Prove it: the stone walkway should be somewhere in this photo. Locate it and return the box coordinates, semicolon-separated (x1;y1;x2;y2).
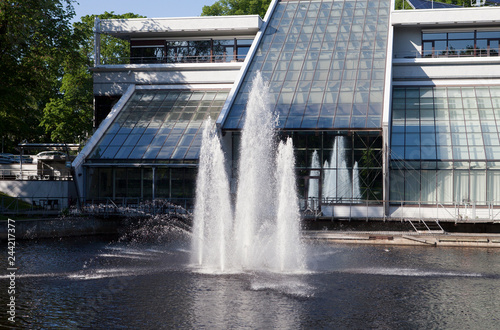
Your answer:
303;230;500;248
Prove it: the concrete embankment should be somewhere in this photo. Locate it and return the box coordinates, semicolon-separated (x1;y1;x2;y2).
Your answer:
304;230;500;248
0;216;132;240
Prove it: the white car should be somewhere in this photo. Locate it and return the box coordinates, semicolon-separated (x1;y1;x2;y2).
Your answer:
35;151;67;163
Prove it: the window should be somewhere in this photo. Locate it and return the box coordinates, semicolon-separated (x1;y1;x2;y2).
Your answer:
422;29;500;57
165;39;253;63
390;86;500;205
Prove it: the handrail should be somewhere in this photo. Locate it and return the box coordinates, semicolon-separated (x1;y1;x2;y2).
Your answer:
1;196;195;215
100;54;247;66
394;49;499;59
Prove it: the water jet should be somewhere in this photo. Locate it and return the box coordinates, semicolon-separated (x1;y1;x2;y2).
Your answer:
191;72;305;273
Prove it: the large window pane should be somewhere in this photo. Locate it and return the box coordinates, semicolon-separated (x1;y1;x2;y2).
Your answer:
487;170;500;205
436;170;453;204
470;170;486;204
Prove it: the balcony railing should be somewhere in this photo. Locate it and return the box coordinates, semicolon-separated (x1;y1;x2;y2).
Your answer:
0;169;72;181
100;54;247;66
394;48;499;59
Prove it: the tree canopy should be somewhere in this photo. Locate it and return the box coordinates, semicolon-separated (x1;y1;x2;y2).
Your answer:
0;2;144;151
201;0;271;18
41;12;143;143
0;0;77;151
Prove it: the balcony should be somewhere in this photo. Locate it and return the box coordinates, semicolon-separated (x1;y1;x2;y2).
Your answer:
394;48;499;59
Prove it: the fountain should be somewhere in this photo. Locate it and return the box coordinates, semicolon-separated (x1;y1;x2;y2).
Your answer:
315;136;362;203
191;120;233;272
307;150;320;210
191;71;305;273
353;161;362;202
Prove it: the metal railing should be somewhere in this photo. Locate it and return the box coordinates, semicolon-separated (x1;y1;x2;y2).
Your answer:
1;195;194;216
390;200;500;222
101;54;247;66
1;196;69;214
0;169;72;181
394;49;499;59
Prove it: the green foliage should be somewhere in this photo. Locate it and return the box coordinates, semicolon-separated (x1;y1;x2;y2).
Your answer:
0;0;77;152
41;60;93;143
0;192;33;211
0;3;144;151
41;12;144;143
75;12;144;65
202;0;272;18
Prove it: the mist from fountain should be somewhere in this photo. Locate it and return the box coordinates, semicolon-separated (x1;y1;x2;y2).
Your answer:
312;136;361;203
192;72;305;273
353;161;362;202
191;120;234;272
337;136;351;200
307;150;320;209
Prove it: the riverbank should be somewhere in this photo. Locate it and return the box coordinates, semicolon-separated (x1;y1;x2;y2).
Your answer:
0;213;191;241
0;216;129;240
304;230;500;248
2;216;500;248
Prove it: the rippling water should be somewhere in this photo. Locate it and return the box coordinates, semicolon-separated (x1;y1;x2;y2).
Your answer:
1;235;499;329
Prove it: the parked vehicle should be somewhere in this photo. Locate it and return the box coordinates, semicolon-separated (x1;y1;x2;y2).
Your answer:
35;151;67;162
0;153;15;164
12;155;33;163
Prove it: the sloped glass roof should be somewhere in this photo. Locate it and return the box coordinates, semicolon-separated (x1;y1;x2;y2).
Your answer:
88;89;229;162
223;0;390;130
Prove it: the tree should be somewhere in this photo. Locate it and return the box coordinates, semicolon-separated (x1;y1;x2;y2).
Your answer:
0;0;77;152
41;56;93;143
41;12;144;143
74;12;144;65
202;0;271;18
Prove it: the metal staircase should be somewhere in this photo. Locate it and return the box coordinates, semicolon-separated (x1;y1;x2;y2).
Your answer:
408;219;445;234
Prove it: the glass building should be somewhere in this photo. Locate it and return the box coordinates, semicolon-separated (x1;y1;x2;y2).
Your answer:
74;0;500;221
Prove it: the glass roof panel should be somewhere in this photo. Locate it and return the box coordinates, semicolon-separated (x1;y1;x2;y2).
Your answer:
222;0;390;130
88;89;229;162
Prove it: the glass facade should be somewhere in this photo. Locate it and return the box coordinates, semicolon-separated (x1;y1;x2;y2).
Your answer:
230;131;383;206
166;39;253;63
85;88;228;204
130;39;253;64
88;89;229;162
390;86;500;205
223;0;390;130
422;30;500;58
86;167;196;206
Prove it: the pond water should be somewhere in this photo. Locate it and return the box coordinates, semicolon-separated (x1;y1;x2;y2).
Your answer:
1;234;499;329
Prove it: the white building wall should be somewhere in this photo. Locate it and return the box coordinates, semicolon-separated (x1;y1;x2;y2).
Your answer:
0;180;75;208
393;58;500;82
99;15;262;36
93;63;244;96
393;26;421;59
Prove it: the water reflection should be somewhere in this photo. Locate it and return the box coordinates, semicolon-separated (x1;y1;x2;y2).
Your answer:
1;237;499;328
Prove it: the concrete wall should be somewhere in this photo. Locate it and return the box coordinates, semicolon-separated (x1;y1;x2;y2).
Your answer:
322;205;384;219
0;180;76;208
99;15;262;37
389;205;500;222
0;217;126;240
393;58;500;82
393;26;421;59
392;7;500;27
93;63;244;96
